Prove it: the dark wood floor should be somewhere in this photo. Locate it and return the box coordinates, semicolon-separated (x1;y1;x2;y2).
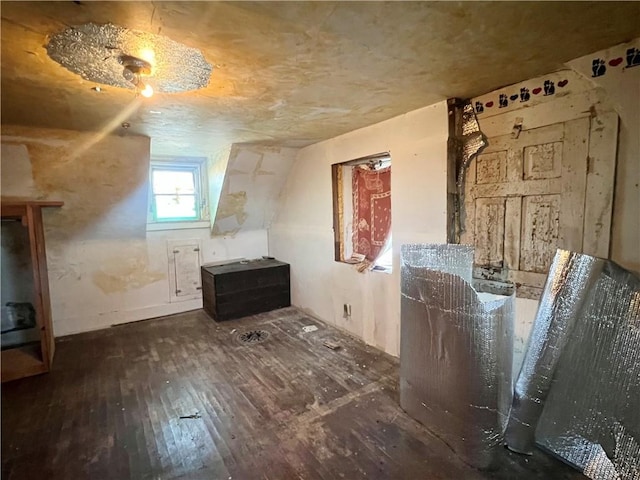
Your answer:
2;307;583;480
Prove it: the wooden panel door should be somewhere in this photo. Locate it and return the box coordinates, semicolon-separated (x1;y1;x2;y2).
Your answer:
461;114;617;299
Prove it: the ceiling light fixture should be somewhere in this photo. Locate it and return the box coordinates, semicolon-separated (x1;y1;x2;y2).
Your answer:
140;84;154;98
118;54;154;98
46;23;212;95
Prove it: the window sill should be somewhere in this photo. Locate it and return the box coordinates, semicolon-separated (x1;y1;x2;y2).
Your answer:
336;260;393;274
146;221;210;232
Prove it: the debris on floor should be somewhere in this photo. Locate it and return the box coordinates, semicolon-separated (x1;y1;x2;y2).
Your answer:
323;340;341;350
179;412;202;419
302;325;318;333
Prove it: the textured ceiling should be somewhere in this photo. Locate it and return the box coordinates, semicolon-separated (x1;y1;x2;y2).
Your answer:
2;1;640;156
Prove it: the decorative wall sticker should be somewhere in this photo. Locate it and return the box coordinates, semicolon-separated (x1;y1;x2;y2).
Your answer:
626;47;640;68
474;44;637;115
544;80;555;96
592;58;607;77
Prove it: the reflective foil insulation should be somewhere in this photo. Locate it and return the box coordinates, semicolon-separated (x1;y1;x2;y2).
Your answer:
458;102;487;179
456;103;487;218
448;100;487;244
506;249;640;479
400;244;514;469
46;23;212;93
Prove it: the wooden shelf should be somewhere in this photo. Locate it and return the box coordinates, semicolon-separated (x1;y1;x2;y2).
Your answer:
1;198;63;382
1;343;47;383
1;197;64;207
1;327;41;350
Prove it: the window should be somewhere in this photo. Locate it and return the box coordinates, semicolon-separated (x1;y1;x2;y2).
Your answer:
373;234;393;271
331;153;392;272
148;158;208;225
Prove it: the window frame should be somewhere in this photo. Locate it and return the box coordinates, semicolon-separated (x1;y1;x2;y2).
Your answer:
331;152;392;271
147;157;209;227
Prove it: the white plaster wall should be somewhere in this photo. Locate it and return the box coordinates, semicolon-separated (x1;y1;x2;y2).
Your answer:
568;38;640;273
48;228;267;335
1;126;268;337
269;102;449;356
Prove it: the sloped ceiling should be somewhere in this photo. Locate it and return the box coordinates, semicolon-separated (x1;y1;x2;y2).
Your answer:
2;1;640;156
213;145;298;236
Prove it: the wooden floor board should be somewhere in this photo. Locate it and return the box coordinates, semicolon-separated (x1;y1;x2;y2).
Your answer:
2;307;583;479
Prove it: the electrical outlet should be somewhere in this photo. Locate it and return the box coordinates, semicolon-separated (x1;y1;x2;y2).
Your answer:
343;303;352;318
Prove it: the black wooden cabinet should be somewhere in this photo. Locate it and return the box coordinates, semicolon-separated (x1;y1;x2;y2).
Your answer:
201;259;290;321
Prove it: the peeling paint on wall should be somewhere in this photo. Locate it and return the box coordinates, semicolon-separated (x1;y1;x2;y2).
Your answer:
212;144;298;236
1;127;271;337
211;225;241;238
206;145;232;229
215;191;248;224
1;126;151;241
92;256;166;294
0;143;40;198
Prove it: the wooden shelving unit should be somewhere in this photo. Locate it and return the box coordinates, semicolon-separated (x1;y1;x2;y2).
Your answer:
1;198;63;382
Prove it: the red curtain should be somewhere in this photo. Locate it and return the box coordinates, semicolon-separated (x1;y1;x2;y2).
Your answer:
352;166;391;261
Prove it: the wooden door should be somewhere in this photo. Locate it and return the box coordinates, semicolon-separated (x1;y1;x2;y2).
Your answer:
461;113;617;299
